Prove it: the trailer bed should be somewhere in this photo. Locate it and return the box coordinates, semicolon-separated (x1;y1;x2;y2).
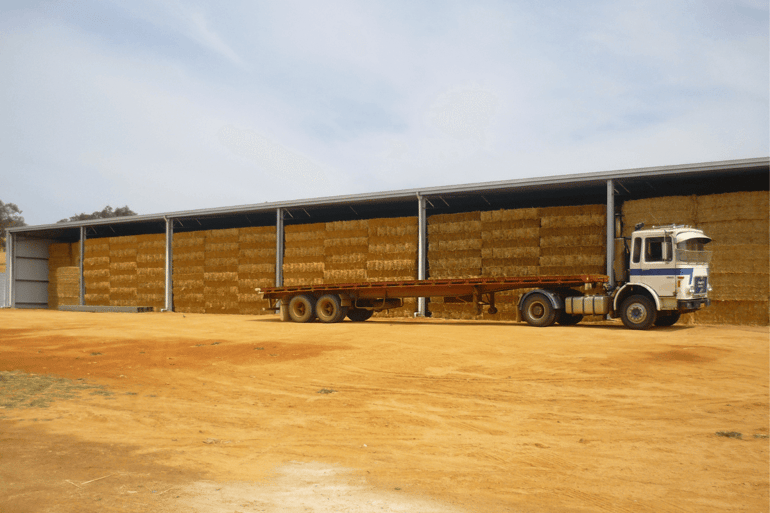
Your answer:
258;274;608;300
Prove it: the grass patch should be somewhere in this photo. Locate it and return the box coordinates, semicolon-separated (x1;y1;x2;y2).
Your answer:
0;371;112;409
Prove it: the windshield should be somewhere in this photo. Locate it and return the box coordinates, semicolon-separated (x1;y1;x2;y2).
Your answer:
676;239;712;264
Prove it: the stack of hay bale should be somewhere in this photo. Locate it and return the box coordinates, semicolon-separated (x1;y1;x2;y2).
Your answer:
539;205;606;275
47;243;80;308
238;226;276;315
203;228;240;314
695;191;769;325
108;236;138;307
136;234;166;311
84;238;110;305
621;195;697;238
427;212;483;319
480;208;541;321
172;231;206;313
0;251;5;273
367;216;418;317
283;222;326;286
324;220;369;284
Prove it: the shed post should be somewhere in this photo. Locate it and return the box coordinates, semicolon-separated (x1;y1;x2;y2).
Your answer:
164;217;174;312
6;230;13;307
606;179;615;288
79;226;85;306
275;208;284;287
416;194;427;317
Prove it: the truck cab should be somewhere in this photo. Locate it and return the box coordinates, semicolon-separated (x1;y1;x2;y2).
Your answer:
614;224;712;328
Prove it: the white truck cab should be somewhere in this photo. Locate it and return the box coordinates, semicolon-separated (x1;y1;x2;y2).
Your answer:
613;224;712;328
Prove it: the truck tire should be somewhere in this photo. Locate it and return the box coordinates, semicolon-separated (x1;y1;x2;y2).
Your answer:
557;312;583;326
347;308;374;322
521;293;557;327
620;295;657;330
654;311;681;327
288;294;316;323
316;294;347;323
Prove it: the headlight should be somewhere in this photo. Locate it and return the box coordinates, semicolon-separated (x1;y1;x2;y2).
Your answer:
688;286;695;295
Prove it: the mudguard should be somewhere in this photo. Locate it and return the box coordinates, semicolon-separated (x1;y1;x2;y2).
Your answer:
518;289;564;312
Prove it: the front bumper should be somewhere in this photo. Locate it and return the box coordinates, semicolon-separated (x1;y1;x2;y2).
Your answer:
678;298;710;311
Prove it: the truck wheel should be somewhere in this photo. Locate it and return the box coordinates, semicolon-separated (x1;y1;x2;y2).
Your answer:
521;293;557;327
316;294;347;323
654;311;681;327
620;295;657;330
557;312;583;326
288;294;316;323
347;308;374;322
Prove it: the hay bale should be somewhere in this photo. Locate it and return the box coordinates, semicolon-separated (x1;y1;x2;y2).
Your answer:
697;191;768;223
284;222;326;286
694;300;769;325
709;272;769;301
699;220;769;245
539;204;606;275
621;196;696;237
428;212;483;282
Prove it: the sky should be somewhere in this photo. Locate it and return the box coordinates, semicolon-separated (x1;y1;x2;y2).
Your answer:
1;0;768;226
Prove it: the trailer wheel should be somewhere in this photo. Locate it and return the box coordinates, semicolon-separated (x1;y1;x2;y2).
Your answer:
288;294;316;323
521;293;557;327
347;308;374;322
557;312;583;326
620;295;656;330
316;294;347;323
654;311;681;327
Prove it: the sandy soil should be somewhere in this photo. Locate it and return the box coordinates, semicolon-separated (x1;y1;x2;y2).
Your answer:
0;309;767;512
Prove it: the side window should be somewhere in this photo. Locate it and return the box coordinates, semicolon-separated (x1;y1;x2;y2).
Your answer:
632;237;642;263
644;237;672;262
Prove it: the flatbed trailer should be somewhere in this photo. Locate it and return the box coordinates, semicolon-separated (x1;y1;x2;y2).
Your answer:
257;274;608;324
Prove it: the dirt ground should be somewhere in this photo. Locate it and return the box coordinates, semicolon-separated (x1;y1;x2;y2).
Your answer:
0;310;767;513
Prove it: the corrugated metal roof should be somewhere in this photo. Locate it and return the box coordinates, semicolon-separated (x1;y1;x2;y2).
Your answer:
9;156;769;234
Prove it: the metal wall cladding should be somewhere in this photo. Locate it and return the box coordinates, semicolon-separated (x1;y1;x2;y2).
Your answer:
0;273;7;307
565;295;611;315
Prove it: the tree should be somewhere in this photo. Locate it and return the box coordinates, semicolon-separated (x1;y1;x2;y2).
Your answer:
58;205;137;223
1;200;26;250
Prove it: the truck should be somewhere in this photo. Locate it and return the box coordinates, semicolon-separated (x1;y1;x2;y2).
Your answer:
256;224;712;330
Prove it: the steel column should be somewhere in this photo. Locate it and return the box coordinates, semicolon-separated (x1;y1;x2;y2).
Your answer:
79;226;85;305
6;231;13;307
164;217;174;312
606;179;615;288
276;208;284;287
416;194;427;316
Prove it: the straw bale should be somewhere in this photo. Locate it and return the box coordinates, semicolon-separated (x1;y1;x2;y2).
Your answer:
429;256;482;269
283;262;324;273
205;242;239;254
204;272;238;283
173;251;205;264
284;275;325;286
698;220;769;245
239;248;275;261
484;266;540;277
174;278;205;292
428;220;483;235
368;216;418;237
324;245;368;258
205;256;238;267
697;191;768;222
481;246;540;259
481;257;540;268
204;284;238;295
368;242;417;255
541;204;605;217
109;288;137;299
366;270;418;281
85;293;109;305
539;225;607;239
710;244;769;273
540;213;605;230
110;261;138;272
48;243;72;258
137;267;165;279
429;302;479;320
206;228;240;242
539;254;605;267
324;269;368;283
481;227;540;241
238;263;275;274
431;239;483;252
325;252;368;266
286;223;327;240
539;265;604;275
137;253;165;267
84;256;110;268
539;246;605;257
83;268;109;280
173;236;206;249
284;246;325;259
136;233;165;247
324;236;368;247
540;233;605;248
621;195;697;236
110;273;137;286
709;272;769;301
240;226;276;242
239;278;273;291
694;300;769;325
481;208;540;223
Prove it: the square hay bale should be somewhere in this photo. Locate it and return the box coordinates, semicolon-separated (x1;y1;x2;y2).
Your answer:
709;272;769;301
373;297;417;318
710;244;769;273
697;191;768;223
694;300;769;325
699;220;769;245
621;195;696;237
480;207;540;223
85;293;109;305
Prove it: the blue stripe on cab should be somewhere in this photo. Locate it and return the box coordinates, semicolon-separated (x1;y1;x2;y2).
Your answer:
628;268;694;276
